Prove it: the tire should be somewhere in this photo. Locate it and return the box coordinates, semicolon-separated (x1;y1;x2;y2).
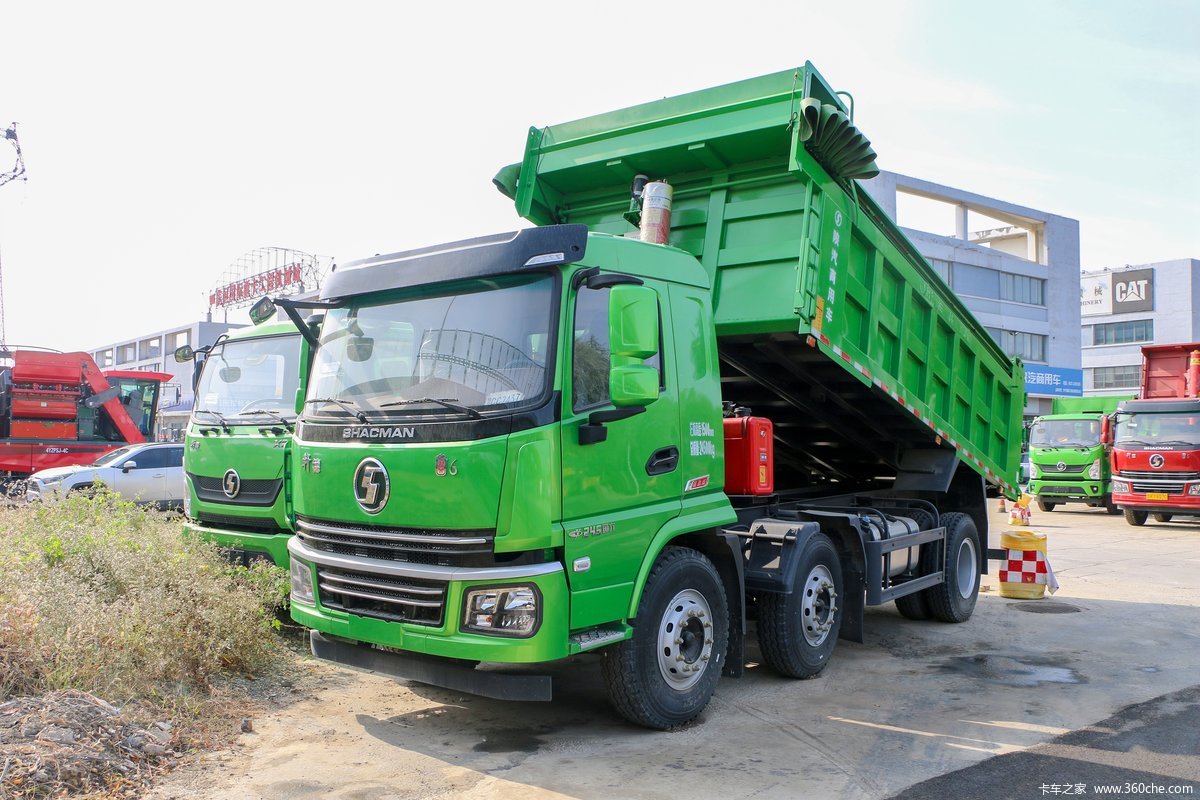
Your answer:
1036;498;1056;512
757;532;844;678
893;509;935;621
1152;513;1173;523
601;546;729;730
1124;508;1148;526
927;512;981;624
1104;497;1120;515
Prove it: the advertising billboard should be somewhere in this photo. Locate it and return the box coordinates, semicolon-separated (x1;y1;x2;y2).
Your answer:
1081;269;1154;317
1025;365;1084;398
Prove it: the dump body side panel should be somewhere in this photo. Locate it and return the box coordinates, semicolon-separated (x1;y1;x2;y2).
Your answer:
510;65;1022;493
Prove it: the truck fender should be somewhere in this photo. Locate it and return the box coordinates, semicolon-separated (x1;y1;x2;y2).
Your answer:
626;506;744;677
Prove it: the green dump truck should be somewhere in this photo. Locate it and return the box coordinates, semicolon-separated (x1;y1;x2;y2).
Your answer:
280;64;1023;729
179;321;308;567
1027;395;1131;513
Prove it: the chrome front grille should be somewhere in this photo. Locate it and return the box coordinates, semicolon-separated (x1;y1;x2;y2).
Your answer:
295;516;494;566
315;565;445;626
1033;462;1087;474
1116;471;1195;495
190;473;282;507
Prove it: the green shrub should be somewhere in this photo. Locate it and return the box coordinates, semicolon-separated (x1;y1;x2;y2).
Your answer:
0;491;284;702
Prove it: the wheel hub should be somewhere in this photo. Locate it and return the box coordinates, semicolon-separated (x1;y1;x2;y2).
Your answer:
801;564;838;647
956;536;978;599
657;589;715;690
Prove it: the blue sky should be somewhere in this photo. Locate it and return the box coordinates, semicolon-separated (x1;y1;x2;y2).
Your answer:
1;0;1195;351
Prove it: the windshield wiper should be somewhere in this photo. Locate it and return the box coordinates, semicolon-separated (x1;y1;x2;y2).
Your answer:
237;408;295;431
1153;439;1198;447
304;397;369;424
379;397;482;420
1118;439;1153;446
196;409;232;432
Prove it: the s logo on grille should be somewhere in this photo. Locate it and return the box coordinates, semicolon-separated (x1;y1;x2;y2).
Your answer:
1056;461;1067;472
223;469;241;498
1149;453;1165;469
353;458;389;515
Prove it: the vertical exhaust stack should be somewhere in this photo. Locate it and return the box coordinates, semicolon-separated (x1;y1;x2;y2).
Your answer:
1188;350;1200;398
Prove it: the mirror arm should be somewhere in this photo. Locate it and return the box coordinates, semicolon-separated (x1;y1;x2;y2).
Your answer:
586;273;644;290
271;297;343;349
578;406;646;446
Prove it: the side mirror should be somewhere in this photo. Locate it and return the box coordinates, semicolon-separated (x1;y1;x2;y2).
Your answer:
122;461;138;473
608;285;659;408
1101;413;1113;445
219;366;242;383
174;345;195;363
249;296;277;325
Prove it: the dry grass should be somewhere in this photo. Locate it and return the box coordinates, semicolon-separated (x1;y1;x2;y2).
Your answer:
0;492;292;797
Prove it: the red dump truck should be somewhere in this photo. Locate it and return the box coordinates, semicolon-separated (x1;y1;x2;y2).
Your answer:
0;349;171;484
1109;343;1200;525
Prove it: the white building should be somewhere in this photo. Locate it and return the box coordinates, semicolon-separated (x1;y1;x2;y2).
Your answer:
1081;259;1200;397
863;171;1082;418
91;320;242;440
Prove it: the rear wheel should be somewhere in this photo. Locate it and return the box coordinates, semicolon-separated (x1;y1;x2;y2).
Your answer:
601;546;729;730
1036;498;1056;512
1124;508;1148;526
1152;512;1173;523
927;513;981;623
758;532;844;678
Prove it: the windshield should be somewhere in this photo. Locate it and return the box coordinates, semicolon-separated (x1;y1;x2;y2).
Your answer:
1029;419;1101;448
195;334;302;420
1115;413;1200;447
92;445;135;466
306;274;554;419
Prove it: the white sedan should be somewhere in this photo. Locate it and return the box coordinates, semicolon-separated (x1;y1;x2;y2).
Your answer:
26;443;186;510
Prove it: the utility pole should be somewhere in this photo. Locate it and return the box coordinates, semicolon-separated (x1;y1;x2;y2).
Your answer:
0;123;29;351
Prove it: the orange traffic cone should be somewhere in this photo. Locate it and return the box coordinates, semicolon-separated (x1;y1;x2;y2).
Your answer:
997;496;1007;513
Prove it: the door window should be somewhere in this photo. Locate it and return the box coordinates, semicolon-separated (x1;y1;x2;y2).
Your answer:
129;449;168;469
572;285;663;413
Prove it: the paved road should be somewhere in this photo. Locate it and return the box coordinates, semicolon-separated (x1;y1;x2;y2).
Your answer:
151;506;1200;799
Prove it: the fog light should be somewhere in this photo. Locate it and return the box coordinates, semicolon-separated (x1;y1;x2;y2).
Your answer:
1112;480;1131;494
291;558;315;605
462;585;540;637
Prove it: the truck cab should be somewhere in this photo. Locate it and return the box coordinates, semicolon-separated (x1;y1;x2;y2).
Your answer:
1027;397;1129;514
181;322;307;566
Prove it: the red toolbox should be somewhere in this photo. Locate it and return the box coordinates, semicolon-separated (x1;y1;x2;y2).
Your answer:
723;416;774;495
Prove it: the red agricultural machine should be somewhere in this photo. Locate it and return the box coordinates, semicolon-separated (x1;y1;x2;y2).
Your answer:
0;349;170;483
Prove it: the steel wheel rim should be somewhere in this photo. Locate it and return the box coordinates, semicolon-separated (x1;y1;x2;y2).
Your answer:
656;588;714;691
801;564;838;647
956;536;978;599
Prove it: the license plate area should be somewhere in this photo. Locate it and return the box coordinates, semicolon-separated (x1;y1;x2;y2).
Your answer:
1146;492;1169;501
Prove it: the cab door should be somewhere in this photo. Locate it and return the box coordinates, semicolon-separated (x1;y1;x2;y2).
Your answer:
560;277;680;630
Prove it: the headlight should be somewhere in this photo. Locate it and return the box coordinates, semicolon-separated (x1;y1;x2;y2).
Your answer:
183;478;193;518
1031;464;1040;479
462;585;540;637
1188;484;1200;496
1112;480;1131;494
290;559;315;605
39;474;68;485
1088;459;1101;480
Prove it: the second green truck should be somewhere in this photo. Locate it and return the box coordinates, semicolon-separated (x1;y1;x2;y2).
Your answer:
1027;396;1131;513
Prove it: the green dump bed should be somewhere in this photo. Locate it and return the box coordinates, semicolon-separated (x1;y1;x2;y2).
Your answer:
503;63;1024;495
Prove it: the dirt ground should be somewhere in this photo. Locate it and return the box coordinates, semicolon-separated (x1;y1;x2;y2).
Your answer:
148;507;1200;800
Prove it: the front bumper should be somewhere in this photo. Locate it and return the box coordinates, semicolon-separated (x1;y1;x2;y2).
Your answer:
184;519;292;568
288;537;570;665
1028;479;1106;503
1112;491;1200;515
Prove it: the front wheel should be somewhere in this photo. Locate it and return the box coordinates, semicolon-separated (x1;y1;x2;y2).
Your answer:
1152;512;1173;523
927;513;981;623
1036;498;1056;512
757;532;844;678
601;546;729;730
1104;497;1121;515
1124;508;1148;526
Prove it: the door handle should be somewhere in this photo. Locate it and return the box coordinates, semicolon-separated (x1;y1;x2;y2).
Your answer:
646;446;679;476
152;473;165;478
